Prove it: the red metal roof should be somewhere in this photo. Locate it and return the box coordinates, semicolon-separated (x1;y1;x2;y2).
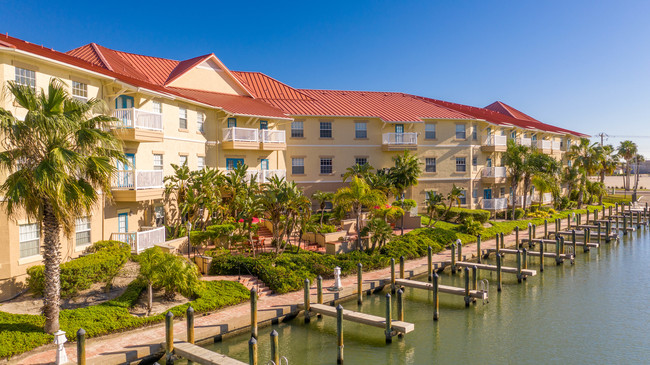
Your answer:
232;71;314;100
485;101;538;122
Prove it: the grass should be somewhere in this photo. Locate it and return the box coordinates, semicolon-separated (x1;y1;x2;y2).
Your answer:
0;280;249;360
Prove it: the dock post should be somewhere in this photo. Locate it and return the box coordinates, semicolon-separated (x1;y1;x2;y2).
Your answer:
304;278;311;323
560;236;565;261
531;226;536;240
496;254;502;292
597;223;602;245
476;235;482;263
464;267;471;307
432;272;440;320
522;248;528;272
570;229;576;256
584;228;590;252
616;216;619;233
385;294;393;344
586;209;590;225
451;243;457;274
609;205;613;218
516;249;522;283
399;256;405;279
250;289;258;339
515;227;519;248
606;220;612;243
472;265;478;290
577;213;581;226
544;220;548;239
500;233;505;248
76;328;86;365
456;239;463;262
555;237;562;265
165;311;174;364
595;208;598;222
539;234;544;272
428;246;433;280
528;223;533;248
357;263;363;305
615;203;619;215
495;233;500;255
397;288;404;322
567;214;571;229
248;337;258;365
270;330;279;365
337;304;344;364
187;305;195;344
390;258;396;293
637;211;641;229
557;218;561;233
623;215;628;235
317;276;323;304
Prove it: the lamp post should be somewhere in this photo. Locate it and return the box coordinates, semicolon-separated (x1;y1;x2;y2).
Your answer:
186;221;192;260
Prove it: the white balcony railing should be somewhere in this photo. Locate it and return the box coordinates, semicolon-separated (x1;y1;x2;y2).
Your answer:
382;132;418;145
111;226;166;254
482;198;508;210
112;170;164;190
533;192;553;204
551;141;561;151
260;129;286;144
482;166;507;178
259;169;286;183
112;108;163;131
516;137;532;147
223;127;259;142
483;135;507;146
509;195;532;207
536;140;551;150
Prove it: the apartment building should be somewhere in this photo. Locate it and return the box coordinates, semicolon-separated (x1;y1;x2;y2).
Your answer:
0;33;586;299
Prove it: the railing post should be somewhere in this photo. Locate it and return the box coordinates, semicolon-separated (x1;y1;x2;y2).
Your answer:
77;328;86;365
186;305;195;344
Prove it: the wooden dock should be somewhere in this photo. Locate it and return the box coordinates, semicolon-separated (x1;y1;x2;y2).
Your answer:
394;278;488;300
549;230;619;239
487;248;574;260
521;238;599;248
455;261;537;276
172;341;247;365
309;303;414;334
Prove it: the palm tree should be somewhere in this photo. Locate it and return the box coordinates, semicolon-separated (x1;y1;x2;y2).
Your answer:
342;162;374;182
334;176;386;249
568;138;599;208
562;165;580;198
0;80;126;333
633;154;645;202
311;190;334;228
164;163;191;237
617;140;638;193
424;192;444;227
366;170;394;198
532;175;553;209
365;218;393;250
502;140;529;220
389;151;422;234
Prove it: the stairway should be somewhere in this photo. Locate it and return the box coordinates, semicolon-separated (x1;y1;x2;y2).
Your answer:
237;275;273;297
257;226;273;239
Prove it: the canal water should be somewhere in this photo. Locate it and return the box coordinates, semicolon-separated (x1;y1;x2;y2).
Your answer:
197;230;650;364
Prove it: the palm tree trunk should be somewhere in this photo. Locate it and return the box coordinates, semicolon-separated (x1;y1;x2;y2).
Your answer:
148;282;153;314
511;182;517;221
42;201;61;334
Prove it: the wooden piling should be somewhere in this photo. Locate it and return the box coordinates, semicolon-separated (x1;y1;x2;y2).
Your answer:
609;205;613;218
304;279;311;323
337;304;344;364
623;215;628;235
544;220;548;239
451;243;457;274
385;294;392;343
187;306;195;344
427;246;433;280
432;272;439;320
249;289;258;339
399;256;405;279
586;210;590;225
472;265;478;290
571;230;577;256
77;328;86;365
522;248;528;272
597;223;602;245
606;220;612;243
270;330;279;365
500;233;505;248
317;276;323;305
516;249;522;283
249;337;257;365
532;226;536;239
464;267;471;307
357;263;363;305
496;254;502;292
528;224;533;248
514;227;519;248
539;234;544;272
457;239;463;262
555;237;561;265
397;289;404;322
390;258;396;293
578;213;581;226
165;311;174;363
495;233;500;255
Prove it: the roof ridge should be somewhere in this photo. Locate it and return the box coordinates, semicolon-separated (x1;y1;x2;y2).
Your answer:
89;43;113;71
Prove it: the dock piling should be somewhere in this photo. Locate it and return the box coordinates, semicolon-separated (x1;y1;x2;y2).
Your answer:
597;223;602;245
165;311;174;364
457;239;463;262
270;330;279;365
397;288;404;322
495;233;500;255
432;272;440;321
390;258;396;292
472;265;478;290
250;289;257;339
514;227;519;248
304;278;311;323
555;237;561;265
187;306;195;344
476;235;482;263
76;328;86;365
583;229;589;253
337;305;344;364
528;224;533;248
385;294;393;344
399;256;405;279
496;254;502;292
539;235;544;272
428;246;433;280
623;215;628;235
531;226;536;240
249;337;257;365
544;220;548;239
606;220;612;243
317;276;323;305
357;263;363;305
464;267;471;307
451;243;457;274
522;248;528;273
516;249;522;283
500;233;505;248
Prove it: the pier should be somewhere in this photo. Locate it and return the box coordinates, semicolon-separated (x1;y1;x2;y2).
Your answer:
308;303;415;334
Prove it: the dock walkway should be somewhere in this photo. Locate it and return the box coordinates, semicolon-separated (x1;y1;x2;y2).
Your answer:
308;303;414;334
394;278;488;300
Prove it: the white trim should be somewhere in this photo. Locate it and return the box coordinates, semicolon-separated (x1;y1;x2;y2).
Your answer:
291;144;382;148
164;136;207;144
75;243;91;253
18;254;42;266
294;180;346;184
417;177;473;181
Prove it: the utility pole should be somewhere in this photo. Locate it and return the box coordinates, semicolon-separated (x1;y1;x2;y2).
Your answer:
596;132;607;147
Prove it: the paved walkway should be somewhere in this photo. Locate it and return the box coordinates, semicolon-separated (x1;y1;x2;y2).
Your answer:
12;221;565;365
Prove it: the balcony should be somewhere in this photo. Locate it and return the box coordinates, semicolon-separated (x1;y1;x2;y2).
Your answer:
239;169;287;184
382;132;418;151
111;226;166;254
535;140;552;153
480;135;507;152
551;141;562;154
533;192;553;205
111;108;163;142
516;137;532;147
481;166;507;184
111;170;164;202
482;198;508;210
509;195;532;207
222;127;287;150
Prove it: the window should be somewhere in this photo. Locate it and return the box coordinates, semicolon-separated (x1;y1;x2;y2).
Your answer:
153;101;162;114
355;157;367;166
472;124;477;140
179;155;188;166
500;187;506;196
456;157;466;172
425;191;438;203
153;154;163;170
197;156;205;170
425;158;436;172
425;124;436;140
179;107;187;129
511;131;517;139
459;190;467;205
456;124;466;139
75;217;91;247
227;117;237;128
472;189;478;199
355;122;367;139
320;121;332;138
472;156;478;166
15;67;36;90
567;139;572;149
72;81;88;100
292;158;304;174
486;158;492;167
320;158;333;174
486;127;492;136
19;223;39;258
197;112;204;133
226;158;244;170
154;206;165;226
291;121;304;138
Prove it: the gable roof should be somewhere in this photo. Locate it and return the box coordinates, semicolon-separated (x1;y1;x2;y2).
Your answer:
164;54;212;85
232;71;314;100
485;101;538;122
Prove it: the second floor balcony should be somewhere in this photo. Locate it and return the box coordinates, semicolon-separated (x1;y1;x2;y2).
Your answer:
551;141;562;153
482;198;508;211
509;195;532;207
516;137;532;147
111;170;164;202
111;108;163;143
222;127;286;150
382;132;418;151
535;140;552;153
481;135;507;152
481;166;507;184
111;226;166;254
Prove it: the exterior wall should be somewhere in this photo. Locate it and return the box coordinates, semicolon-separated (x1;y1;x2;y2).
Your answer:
166;60;247;95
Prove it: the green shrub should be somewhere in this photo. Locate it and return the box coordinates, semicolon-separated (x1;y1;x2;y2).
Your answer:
26;240;130;298
460;218;483;235
433;205;490;223
136;246;201;300
602;195;632;204
318;224;337;234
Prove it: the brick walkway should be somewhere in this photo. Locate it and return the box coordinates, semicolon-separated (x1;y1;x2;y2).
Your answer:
12;221;563;365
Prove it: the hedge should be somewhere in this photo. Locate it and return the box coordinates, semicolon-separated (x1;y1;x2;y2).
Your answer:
26;240;131;298
432;205;491;223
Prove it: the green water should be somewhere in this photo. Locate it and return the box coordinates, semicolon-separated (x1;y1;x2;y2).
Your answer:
199;230;650;364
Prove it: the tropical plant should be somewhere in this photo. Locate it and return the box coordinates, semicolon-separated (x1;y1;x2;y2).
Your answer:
502;139;529;220
617;140;638;192
532;175;553;209
388;151;422;234
311;190;335;228
568;138;599;208
460;217;483;236
364;218;393;250
365;169;394;198
424;192;444;227
0;79;126;333
342;162;374;182
334;176;386;249
633;153;645;202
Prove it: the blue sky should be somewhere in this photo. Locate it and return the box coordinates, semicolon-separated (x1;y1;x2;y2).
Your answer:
2;0;649;155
